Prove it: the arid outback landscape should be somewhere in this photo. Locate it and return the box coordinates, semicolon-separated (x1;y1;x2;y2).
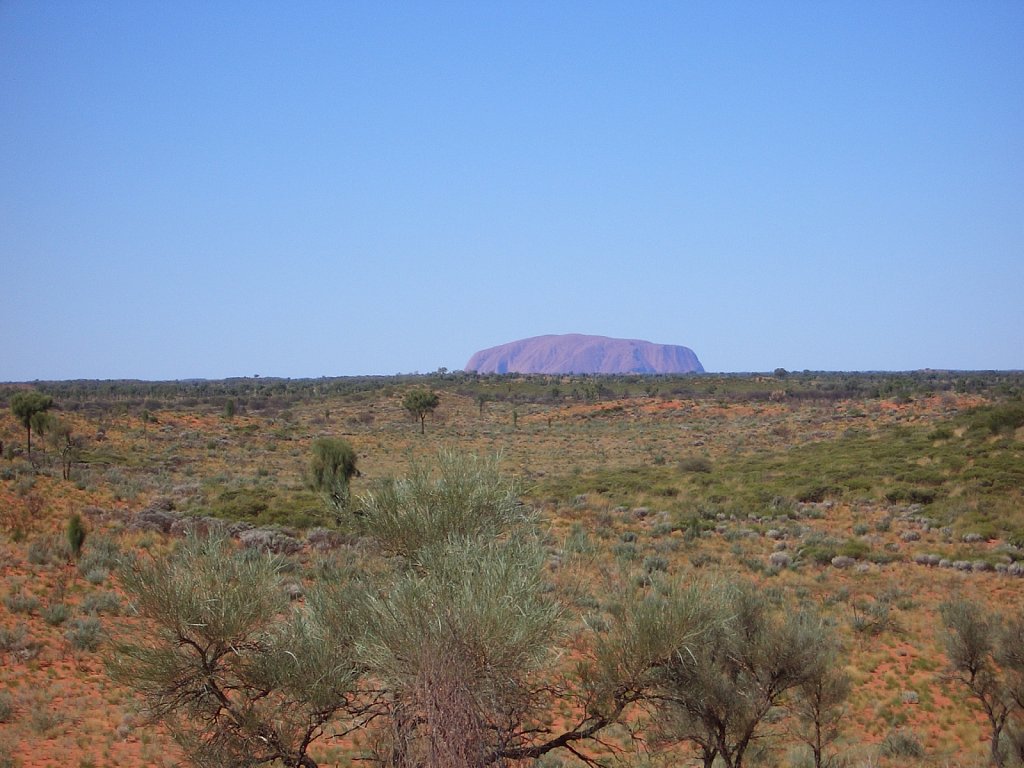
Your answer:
1;370;1023;768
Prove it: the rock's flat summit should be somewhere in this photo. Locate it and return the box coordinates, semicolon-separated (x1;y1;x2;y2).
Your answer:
465;334;704;375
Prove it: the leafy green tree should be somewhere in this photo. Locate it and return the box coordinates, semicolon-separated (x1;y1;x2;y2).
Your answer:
308;437;359;521
108;534;366;768
941;599;1016;766
9;390;54;456
402;389;439;434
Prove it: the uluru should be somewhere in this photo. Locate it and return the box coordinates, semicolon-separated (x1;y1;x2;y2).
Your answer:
465;334;704;375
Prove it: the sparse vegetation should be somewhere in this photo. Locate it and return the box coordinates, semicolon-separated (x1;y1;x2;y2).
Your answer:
0;371;1022;766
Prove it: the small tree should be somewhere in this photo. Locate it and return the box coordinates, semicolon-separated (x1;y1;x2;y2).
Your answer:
359;536;563;768
108;534;366;768
789;635;851;768
941;599;1015;766
10;390;54;456
308;438;359;521
47;418;81;480
403;389;439;434
650;581;836;768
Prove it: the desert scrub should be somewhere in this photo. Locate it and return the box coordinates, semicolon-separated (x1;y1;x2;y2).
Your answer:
4;588;40;615
0;692;13;723
26;537;59;565
880;728;924;757
28;702;65;737
80;591;120;616
83;566;109;585
0;741;20;768
0;624;41;661
642;554;669;574
42;602;72;626
65;617;103;651
77;535;122;575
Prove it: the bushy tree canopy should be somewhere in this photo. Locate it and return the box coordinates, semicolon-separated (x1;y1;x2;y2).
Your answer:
9;390;54;455
308;437;359;521
402;389;439;434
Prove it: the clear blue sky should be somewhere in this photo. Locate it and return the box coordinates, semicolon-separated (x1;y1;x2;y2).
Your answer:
2;1;1021;380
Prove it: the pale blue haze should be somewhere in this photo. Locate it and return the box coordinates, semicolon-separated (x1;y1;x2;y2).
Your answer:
1;1;1021;379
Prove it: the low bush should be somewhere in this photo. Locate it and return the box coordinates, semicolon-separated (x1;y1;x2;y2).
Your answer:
80;591;120;616
880;728;924;757
65;617;103;651
4;589;39;615
42;603;71;626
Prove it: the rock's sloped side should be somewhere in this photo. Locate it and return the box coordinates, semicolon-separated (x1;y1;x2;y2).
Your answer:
465;334;704;374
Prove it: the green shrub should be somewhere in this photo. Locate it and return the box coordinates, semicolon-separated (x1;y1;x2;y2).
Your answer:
26;539;54;565
885;486;938;505
77;535;121;575
84;567;109;585
838;538;871;560
796;484;843;503
880;728;924;757
642;555;669;574
0;742;20;768
678;456;712;473
4;589;39;615
80;591;120;616
612;542;638;561
800;540;838;565
0;692;13;723
968;403;1024;435
42;603;71;626
66;513;86;559
0;624;40;660
65;617;103;651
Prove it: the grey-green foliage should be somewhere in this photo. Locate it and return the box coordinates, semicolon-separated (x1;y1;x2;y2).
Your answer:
308;437;358;521
940;598;1017;767
357;536;562;767
646;580;837;768
357;450;531;561
42;602;71;626
77;535;121;576
105;451;769;768
788;631;851;768
587;576;723;718
65;616;103;651
879;728;924;758
108;533;363;768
